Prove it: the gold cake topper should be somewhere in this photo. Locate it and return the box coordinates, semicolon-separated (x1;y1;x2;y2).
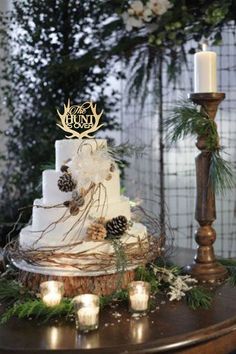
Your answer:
57;100;104;139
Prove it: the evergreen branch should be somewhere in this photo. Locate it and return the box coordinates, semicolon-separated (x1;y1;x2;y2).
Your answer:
0;299;73;324
0;279;33;304
108;142;147;163
100;289;129;309
166;100;235;194
165;100;219;150
218;258;236;267
210;151;235;194
186;287;213;310
135;266;159;293
227;268;236;286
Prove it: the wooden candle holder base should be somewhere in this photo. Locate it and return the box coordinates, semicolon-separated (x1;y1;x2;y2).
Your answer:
185;93;228;283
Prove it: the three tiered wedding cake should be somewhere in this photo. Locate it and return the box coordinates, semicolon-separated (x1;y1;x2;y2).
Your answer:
18;138;148;273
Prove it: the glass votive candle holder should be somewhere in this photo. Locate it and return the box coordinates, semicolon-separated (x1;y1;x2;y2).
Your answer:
73;294;100;333
40;280;64;307
128;281;150;314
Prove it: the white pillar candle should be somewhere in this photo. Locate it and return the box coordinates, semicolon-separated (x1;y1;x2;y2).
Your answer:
194;44;217;93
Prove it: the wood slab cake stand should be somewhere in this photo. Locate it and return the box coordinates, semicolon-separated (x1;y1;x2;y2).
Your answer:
18;267;135;297
185;92;228;282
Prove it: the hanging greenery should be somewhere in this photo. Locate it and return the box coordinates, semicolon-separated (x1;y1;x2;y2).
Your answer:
165;100;235;194
105;0;236;101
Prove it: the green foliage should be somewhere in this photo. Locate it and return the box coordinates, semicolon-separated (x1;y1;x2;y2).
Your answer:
0;279;31;302
166;101;235;194
218;258;236;267
0;0;120;244
186;287;213;310
165;100;218;150
100;288;129;308
210;151;235;194
111;239;128;274
0;299;73;324
117;0;235;99
135;266;159;293
227;268;236;286
217;258;236;286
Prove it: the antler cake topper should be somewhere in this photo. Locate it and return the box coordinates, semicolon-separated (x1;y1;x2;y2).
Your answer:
57;99;104;139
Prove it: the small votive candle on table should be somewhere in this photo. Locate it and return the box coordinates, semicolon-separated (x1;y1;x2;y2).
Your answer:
128;281;150;314
40;280;64;307
73;294;100;333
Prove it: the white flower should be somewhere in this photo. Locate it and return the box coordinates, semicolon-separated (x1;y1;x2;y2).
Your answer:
69;147;112;190
167;275;197;301
122;12;144;31
143;8;153;22
147;0;172;16
130;0;144;15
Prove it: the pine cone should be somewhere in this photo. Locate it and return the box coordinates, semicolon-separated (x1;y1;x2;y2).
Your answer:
106;215;128;238
57;173;76;192
87;222;107;241
60;165;69;173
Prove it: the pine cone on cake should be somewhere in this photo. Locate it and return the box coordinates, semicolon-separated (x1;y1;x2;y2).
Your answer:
106;215;128;239
60;165;69;173
87;222;107;241
57;173;76;192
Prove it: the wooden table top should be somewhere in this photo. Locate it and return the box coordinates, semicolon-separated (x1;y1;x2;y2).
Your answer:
1;248;236;354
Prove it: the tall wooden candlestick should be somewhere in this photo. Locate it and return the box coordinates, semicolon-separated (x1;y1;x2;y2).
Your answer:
185;92;228;282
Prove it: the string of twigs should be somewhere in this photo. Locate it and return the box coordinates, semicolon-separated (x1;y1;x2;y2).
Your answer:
7;235;161;273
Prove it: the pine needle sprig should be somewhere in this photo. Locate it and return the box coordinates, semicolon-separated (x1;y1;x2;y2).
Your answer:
166;100;235;194
135;266;159;294
218;258;236;267
227;268;236;286
209;151;235;194
186;287;213;310
165;100;210;144
0;279;33;304
0;299;74;324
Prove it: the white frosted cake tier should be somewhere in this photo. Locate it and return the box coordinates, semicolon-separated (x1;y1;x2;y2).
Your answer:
20;196;131;247
55;139;106;171
42;168;121;205
20;222;147;253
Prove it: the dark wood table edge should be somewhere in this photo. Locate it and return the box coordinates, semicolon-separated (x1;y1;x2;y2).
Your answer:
1;315;236;354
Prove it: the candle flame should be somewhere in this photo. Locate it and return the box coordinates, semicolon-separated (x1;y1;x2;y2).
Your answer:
202;43;207;52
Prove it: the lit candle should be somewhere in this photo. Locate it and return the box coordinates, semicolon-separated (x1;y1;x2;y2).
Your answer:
43;292;62;307
77;307;99;327
130;293;149;311
194;43;217;93
40;281;64;307
128;281;150;314
73;294;100;332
